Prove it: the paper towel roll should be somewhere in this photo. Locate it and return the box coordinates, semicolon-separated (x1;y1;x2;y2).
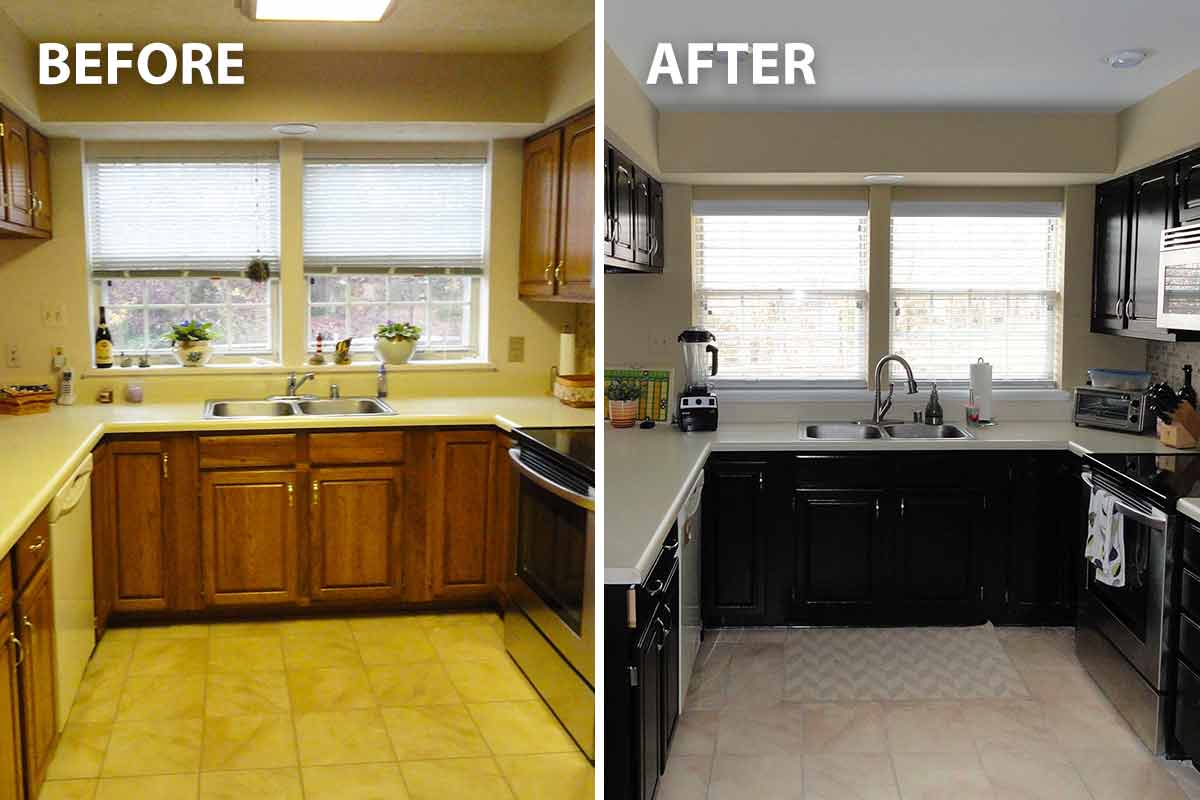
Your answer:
970;358;993;421
558;331;577;376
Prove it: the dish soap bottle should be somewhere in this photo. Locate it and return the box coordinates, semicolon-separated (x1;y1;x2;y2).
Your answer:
1181;364;1198;409
924;382;943;425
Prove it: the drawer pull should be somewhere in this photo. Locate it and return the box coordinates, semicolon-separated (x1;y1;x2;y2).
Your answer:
7;633;21;667
161;453;169;479
286;483;294;508
312;481;320;506
27;536;45;553
645;578;664;597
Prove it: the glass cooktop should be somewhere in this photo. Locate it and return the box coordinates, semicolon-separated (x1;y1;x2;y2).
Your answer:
513;426;595;483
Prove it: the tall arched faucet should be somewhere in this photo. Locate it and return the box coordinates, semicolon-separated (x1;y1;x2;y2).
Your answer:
872;354;919;423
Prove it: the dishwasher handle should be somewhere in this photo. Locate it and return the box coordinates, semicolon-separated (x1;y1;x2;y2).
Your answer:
50;453;93;522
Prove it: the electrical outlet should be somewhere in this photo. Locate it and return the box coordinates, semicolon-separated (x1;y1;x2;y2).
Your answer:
507;336;525;363
6;343;19;368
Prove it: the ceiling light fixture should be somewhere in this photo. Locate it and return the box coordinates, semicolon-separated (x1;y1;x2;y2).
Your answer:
242;0;396;23
273;123;319;136
864;174;905;184
1104;49;1148;69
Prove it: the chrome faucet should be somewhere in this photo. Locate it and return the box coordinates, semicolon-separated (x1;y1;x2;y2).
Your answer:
285;372;316;397
376;364;388;398
872;354;919;423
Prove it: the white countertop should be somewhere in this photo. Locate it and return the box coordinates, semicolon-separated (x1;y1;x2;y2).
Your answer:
0;396;593;563
604;421;1185;585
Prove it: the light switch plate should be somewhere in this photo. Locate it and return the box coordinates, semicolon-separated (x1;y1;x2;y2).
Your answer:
507;336;525;363
6;344;19;368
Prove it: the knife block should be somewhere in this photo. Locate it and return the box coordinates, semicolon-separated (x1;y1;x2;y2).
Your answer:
1159;401;1200;448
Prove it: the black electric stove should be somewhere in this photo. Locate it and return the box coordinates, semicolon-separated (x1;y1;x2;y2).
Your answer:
1083;452;1200;506
511;426;595;488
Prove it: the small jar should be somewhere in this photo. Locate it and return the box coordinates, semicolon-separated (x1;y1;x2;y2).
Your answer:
124;383;144;404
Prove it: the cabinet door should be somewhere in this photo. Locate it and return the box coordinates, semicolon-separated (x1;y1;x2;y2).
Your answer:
108;441;171;612
518;128;562;298
660;569;680;765
611;149;637;263
0;615;22;800
490;433;518;604
892;491;986;624
557;112;595;301
649;178;665;271
1;110;30;228
1128;162;1178;331
28;129;50;233
633;167;653;266
790;491;887;625
634;617;663;800
309;466;404;602
1001;456;1079;625
604;145;614;258
702;461;770;626
1093;177;1131;332
201;469;300;606
1180;152;1200;225
17;564;56;795
429;431;496;600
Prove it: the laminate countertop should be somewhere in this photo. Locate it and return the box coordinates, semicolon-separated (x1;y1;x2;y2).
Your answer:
604;421;1184;585
0;396;593;563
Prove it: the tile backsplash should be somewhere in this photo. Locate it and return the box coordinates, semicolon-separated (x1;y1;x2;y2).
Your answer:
1148;341;1200;386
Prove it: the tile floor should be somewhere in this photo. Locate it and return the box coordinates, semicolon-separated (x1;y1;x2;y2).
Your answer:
662;625;1200;800
39;611;594;800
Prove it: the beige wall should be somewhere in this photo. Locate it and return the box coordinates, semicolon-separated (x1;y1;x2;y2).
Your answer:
604;46;659;176
0;8;37;120
0;137;578;400
1117;67;1200;174
543;22;595;124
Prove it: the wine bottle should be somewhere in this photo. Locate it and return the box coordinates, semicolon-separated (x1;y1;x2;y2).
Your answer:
95;306;113;369
1181;364;1198;408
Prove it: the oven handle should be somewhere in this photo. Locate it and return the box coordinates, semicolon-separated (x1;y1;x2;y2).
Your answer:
509;448;596;511
1081;470;1168;531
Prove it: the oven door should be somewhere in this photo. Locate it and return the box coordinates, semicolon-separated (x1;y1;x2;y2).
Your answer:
507;449;595;684
1078;469;1173;690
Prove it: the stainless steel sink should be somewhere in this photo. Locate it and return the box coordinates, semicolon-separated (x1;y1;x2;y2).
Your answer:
803;423;883;440
881;423;973;439
296;398;393;416
206;400;296;418
204;397;395;419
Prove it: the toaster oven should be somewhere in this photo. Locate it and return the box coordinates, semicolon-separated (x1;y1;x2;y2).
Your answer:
1073;386;1154;434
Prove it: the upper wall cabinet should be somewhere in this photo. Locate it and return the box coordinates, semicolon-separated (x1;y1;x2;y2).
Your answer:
605;142;664;274
0;107;51;239
518;108;594;303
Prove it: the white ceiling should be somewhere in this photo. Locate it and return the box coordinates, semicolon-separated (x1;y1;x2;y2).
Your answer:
606;0;1200;111
1;0;591;53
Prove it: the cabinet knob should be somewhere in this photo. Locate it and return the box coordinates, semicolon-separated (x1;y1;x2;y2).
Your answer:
161;453;169;479
312;481;320;506
286;483;294;508
6;633;22;667
27;536;45;553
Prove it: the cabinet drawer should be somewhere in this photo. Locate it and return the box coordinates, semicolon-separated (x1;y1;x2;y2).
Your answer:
13;510;49;594
794;455;885;488
0;554;11;616
309;431;406;464
199;434;298;468
1178;658;1200;759
1182;613;1200;673
1186;523;1200;573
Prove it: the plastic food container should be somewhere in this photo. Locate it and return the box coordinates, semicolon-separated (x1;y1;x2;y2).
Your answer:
1087;368;1152;391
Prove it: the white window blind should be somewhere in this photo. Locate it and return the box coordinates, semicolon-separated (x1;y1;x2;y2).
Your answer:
303;160;487;275
86;159;280;278
693;202;869;384
890;202;1062;385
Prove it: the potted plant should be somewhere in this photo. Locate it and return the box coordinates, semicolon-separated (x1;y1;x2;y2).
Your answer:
606;378;643;428
374;321;422;365
163;320;217;367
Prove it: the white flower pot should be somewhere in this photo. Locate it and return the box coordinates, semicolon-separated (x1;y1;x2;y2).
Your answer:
375;337;417;365
172;340;213;367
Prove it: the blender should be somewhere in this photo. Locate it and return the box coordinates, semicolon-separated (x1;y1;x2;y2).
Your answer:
677;327;719;431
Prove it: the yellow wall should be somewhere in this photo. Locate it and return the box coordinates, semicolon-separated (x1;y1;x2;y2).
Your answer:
543;22;595;125
0;8;37;120
604;46;660;176
1116;67;1200;174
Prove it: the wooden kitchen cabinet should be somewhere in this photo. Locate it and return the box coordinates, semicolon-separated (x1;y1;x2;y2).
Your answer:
309;466;405;602
605;141;663;274
201;469;301;607
490;433;518;607
429;430;497;600
0;614;22;800
16;561;56;797
556;113;595;300
28;129;49;233
0;105;51;239
518;127;561;299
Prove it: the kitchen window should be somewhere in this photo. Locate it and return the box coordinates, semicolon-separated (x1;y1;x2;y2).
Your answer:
692;199;869;385
303;159;487;360
890;201;1062;386
85;158;281;361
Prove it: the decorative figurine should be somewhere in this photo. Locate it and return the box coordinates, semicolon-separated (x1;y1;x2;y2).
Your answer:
309;333;327;365
119;352;133;368
335;337;353;365
138;352;151;368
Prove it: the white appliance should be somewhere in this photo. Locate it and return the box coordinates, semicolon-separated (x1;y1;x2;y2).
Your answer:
1157;222;1200;329
49;454;95;731
676;470;704;707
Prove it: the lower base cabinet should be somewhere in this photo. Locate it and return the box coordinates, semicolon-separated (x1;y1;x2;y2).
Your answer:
16;561;56;798
0;614;22;800
309;466;406;602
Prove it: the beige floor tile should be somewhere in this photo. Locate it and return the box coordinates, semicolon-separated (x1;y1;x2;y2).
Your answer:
198;768;303;800
201;713;298;771
96;627;139;644
891;752;997;800
708;754;804;800
46;723;112;780
301;763;410;800
204;671;290;717
656;754;711;800
400;758;515;800
94;773;199;800
1163;759;1200;800
427;623;506;662
137;623;210;640
468;701;578;755
348;615;428;636
803;702;889;754
999;630;1080;672
715;704;804;757
87;638;134;672
978;745;1090;800
280;618;352;638
368;662;460;707
724;664;784;708
739;628;790;644
67;669;124;725
353;628;439;666
101;718;203;776
803;753;899;800
127;638;209;676
37;779;99;800
281;632;362;670
115;674;205;722
883;702;976;754
444;657;536;703
415;611;502;630
1067;749;1188;800
287;666;375;712
207;636;285;673
497;753;595;800
962;700;1057;753
1041;700;1146;751
209;621;283;638
293;708;396;766
382;704;490;760
670;710;719;756
1019;666;1110;706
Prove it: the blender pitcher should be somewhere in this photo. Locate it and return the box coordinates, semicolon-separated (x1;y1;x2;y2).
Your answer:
678;328;718;393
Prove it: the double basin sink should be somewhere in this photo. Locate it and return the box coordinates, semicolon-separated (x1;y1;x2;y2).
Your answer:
204;397;395;419
801;422;974;440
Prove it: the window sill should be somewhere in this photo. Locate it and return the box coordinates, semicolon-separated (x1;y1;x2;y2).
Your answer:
82;360;498;379
713;386;1071;404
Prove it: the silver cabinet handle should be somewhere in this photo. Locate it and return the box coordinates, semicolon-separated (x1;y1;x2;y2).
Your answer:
7;633;22;668
874;498;881;519
645;579;665;597
1125;298;1135;320
27;536;45;553
161;453;169;479
900;498;906;519
1115;299;1124;318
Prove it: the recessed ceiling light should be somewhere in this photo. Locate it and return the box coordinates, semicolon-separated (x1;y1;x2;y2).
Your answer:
273;123;319;136
1104;50;1148;69
243;0;396;22
864;174;905;184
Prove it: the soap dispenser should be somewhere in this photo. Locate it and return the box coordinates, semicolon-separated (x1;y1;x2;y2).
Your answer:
923;382;943;425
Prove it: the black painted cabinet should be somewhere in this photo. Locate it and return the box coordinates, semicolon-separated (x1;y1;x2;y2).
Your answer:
609;145;636;264
1093;177;1133;333
1181;152;1200;225
701;459;771;626
634;617;662;800
650;178;665;270
790;490;887;625
660;567;680;765
892;490;987;624
1128;162;1178;333
605;141;664;274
